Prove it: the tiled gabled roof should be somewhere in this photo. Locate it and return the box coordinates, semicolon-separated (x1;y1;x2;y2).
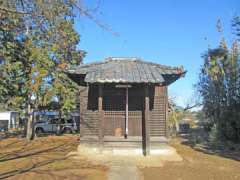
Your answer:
67;57;186;84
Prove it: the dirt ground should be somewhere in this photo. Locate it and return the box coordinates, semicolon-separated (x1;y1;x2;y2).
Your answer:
0;134;239;180
142;138;240;180
0;135;107;180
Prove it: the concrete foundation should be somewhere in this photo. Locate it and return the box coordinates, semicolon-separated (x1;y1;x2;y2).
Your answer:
68;144;182;168
77;145;177;156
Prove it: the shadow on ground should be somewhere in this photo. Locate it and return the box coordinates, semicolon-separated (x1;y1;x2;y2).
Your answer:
0;140;74;179
0;135;107;180
180;127;240;161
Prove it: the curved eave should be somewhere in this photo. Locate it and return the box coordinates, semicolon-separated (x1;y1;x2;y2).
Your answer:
65;72;87;86
162;71;187;86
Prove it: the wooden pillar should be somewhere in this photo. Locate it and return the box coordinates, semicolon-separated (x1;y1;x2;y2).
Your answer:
98;84;103;146
125;86;129;138
144;85;150;155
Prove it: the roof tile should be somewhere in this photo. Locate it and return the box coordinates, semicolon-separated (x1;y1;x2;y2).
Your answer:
67;57;185;84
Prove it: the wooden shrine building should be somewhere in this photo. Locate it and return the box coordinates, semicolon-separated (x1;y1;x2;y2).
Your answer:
67;57;185;155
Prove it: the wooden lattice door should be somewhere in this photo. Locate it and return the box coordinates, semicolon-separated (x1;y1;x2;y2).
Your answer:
128;88;143;136
103;89;125;136
103;87;143;137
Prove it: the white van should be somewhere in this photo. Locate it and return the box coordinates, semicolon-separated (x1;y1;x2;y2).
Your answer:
0;111;19;131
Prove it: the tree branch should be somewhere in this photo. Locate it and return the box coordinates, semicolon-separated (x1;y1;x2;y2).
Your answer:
184;103;202;111
70;0;119;36
0;6;28;14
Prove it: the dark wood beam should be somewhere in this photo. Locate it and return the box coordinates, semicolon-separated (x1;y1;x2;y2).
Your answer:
125;86;129;138
144;85;150;155
98;84;104;146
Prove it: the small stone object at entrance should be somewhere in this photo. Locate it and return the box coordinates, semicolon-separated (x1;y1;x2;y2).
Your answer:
115;128;122;137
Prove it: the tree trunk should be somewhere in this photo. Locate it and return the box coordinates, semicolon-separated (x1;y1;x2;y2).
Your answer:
26;103;35;141
57;110;62;135
175;121;179;132
57;92;63;135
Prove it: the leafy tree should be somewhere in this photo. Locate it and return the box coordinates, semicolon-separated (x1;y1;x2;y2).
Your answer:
168;99;185;134
0;0;88;140
198;17;240;142
0;4;29;113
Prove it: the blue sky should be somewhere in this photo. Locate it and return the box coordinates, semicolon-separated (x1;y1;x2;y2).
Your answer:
75;0;239;107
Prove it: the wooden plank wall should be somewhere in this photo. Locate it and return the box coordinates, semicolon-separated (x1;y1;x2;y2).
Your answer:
79;85;99;136
80;84;168;138
149;85;167;137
